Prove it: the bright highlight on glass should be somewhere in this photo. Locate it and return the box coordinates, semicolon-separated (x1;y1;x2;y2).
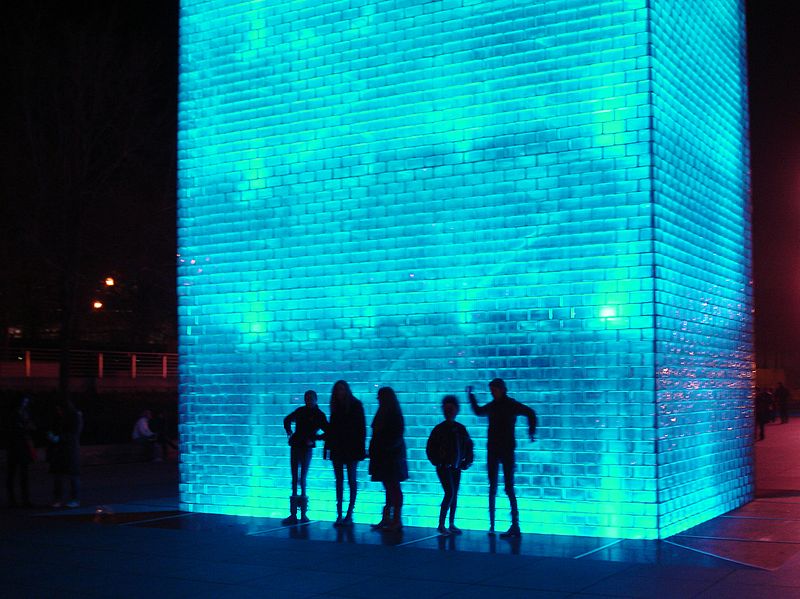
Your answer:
599;307;617;319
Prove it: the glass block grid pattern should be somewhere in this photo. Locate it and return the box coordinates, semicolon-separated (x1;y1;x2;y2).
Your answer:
650;0;752;537
177;0;751;539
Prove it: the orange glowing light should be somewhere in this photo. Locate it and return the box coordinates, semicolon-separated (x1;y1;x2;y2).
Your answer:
104;277;115;287
92;300;104;310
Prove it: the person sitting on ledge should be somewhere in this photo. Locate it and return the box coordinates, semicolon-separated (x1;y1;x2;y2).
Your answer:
131;409;160;461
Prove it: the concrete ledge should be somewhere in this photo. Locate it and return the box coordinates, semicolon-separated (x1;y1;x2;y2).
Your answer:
80;443;155;465
1;443;166;467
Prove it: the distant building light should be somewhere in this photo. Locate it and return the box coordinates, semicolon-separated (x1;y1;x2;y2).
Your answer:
92;300;104;310
104;277;115;287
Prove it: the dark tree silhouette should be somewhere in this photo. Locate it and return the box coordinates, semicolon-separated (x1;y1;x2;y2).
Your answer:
0;3;177;393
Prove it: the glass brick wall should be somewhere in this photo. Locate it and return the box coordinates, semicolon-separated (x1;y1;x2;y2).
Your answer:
177;0;751;539
650;0;753;537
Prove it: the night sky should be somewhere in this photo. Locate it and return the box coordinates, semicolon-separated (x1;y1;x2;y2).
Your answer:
1;2;797;368
747;2;800;363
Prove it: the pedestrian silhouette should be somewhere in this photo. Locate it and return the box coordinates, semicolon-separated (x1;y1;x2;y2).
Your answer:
324;380;366;527
775;382;791;424
426;395;473;535
755;387;772;441
468;378;536;538
282;390;327;525
48;399;83;508
368;387;408;532
5;396;36;508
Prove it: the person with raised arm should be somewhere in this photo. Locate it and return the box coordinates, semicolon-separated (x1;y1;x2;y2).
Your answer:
468;378;536;538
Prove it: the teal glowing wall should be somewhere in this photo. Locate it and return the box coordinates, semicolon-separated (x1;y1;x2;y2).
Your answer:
650;0;752;537
177;0;752;539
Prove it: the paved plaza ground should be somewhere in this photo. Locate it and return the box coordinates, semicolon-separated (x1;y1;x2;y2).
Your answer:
2;417;800;598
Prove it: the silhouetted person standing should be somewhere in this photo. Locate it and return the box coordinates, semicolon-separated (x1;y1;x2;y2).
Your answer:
755;388;772;441
282;390;327;525
324;380;366;527
426;395;473;535
369;387;408;532
775;382;791;424
468;378;536;538
48;399;83;508
5;397;35;507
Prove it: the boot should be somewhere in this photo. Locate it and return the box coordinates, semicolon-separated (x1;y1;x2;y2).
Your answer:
334;493;343;527
371;505;390;530
299;495;310;523
500;506;520;538
488;494;496;535
343;501;355;526
383;505;402;532
448;504;462;535
437;506;449;535
281;495;298;525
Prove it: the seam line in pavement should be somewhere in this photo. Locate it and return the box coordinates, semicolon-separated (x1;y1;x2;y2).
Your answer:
663;539;773;571
573;539;623;559
723;515;800;521
674;534;800;544
121;512;192;526
396;534;444;547
247;521;319;536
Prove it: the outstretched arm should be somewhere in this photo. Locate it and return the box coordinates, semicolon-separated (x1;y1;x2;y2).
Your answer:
467;386;488;416
516;402;537;441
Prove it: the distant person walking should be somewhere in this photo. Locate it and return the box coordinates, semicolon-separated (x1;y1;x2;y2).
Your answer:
324;380;366;527
4;396;36;507
426;395;473;535
468;378;536;538
48;399;83;508
775;382;791;424
755;387;772;441
369;387;408;532
282;390;327;525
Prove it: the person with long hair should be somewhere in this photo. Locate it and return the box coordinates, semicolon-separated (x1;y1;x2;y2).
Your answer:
368;386;408;532
324;380;366;527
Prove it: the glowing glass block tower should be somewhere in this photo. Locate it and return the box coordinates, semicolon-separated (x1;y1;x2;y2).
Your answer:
177;0;751;539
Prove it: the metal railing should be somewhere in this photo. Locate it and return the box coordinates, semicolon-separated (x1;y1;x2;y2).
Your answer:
0;348;178;380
